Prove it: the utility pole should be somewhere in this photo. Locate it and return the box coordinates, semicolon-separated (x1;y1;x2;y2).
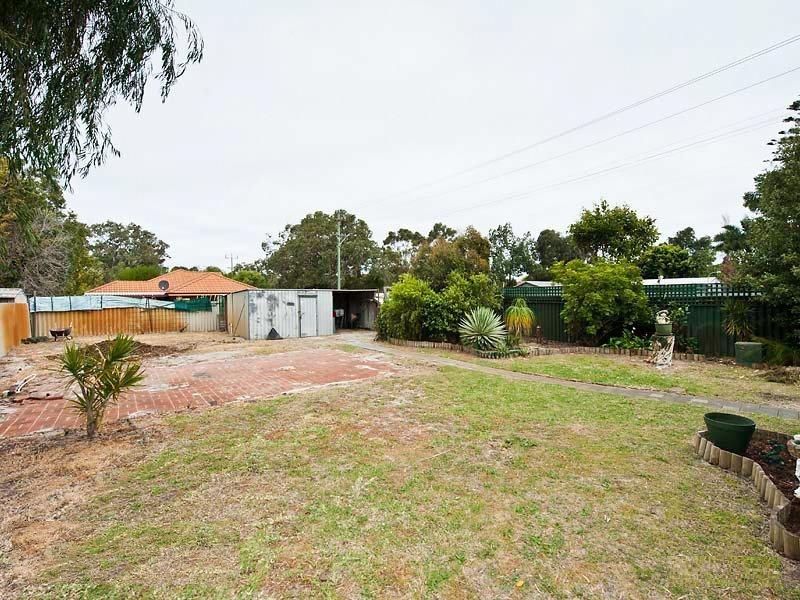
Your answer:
336;212;351;290
225;253;238;273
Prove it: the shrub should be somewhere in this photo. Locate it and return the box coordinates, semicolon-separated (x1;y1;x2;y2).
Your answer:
552;259;650;345
58;334;145;439
504;298;536;337
378;272;501;342
604;328;651;350
459;307;507;350
753;336;800;366
376;274;436;340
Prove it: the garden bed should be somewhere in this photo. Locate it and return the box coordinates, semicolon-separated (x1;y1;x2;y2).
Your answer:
386;337;707;362
693;428;800;558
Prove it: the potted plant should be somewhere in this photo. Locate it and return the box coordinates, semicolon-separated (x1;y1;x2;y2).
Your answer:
654;310;672;336
723;300;762;366
703;412;756;454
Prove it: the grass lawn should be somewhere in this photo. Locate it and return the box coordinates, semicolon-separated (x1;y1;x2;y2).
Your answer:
424;350;800;407
8;367;800;599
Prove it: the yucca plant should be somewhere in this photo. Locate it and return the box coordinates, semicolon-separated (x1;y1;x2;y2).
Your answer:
504;298;536;337
459;306;507;350
58;334;146;439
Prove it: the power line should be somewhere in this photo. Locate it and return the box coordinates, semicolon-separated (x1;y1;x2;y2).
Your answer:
421;116;781;221
356;33;800;207
397;91;792;209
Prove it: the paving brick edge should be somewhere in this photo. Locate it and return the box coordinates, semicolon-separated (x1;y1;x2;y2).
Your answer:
692;429;800;559
386;338;706;362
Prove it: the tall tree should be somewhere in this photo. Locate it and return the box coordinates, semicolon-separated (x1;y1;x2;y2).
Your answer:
488;223;537;285
1;1;203;181
569;200;658;262
267;210;378;288
713;219;752;255
427;222;457;243
668;227;715;276
535;229;581;270
411;227;490;290
0;160;101;294
738;99;800;345
89;221;170;279
383;228;425;269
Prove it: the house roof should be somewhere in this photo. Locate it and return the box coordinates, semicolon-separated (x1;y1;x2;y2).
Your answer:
87;270;256;297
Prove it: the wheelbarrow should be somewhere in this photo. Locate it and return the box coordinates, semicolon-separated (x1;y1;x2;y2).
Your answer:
50;326;72;341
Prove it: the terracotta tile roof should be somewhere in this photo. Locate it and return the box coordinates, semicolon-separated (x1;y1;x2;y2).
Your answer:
87;270;256;297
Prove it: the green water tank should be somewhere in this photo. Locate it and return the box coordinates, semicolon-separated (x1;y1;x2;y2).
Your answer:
735;342;763;367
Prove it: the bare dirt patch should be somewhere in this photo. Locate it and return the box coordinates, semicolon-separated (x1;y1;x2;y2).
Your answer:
0;418;169;595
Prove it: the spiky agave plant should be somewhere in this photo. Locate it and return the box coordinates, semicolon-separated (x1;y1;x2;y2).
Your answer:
459;306;507;350
504;298;536;337
58;334;145;439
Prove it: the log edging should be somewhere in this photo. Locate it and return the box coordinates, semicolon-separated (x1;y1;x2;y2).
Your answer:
692;428;799;559
385;338;706;362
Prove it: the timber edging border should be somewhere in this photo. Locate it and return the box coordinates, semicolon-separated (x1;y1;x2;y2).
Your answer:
692;429;800;559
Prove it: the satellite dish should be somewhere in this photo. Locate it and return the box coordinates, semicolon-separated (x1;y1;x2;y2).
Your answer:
158;280;170;291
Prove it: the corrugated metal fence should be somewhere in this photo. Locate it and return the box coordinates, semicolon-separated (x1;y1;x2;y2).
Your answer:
504;283;783;357
28;296;224;338
0;303;31;357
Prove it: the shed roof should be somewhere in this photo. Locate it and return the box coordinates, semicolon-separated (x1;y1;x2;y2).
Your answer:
87;270;255;297
0;288;25;298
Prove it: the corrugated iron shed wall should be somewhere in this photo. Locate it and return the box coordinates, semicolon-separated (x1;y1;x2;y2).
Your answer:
0;303;31;356
232;290;334;340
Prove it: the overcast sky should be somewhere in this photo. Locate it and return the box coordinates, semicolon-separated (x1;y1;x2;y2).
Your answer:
66;1;800;269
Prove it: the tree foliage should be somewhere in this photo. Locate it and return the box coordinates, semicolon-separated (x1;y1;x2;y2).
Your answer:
89;221;169;280
552;259;650;344
411;226;490;290
230;269;275;289
569;200;658;262
535;229;580;270
667;227;715;276
116;264;164;281
266;210;378;289
1;1;203;180
738;98;800;345
488;223;537;285
0;161;102;294
638;244;694;279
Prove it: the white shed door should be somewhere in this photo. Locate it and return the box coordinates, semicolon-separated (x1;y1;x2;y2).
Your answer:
299;296;318;337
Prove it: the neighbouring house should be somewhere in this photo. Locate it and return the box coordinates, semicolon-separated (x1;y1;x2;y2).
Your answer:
86;269;254;299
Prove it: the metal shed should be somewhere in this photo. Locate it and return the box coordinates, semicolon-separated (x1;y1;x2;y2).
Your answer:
227;289;335;340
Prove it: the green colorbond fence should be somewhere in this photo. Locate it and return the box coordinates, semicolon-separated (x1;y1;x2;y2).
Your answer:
503;283;783;357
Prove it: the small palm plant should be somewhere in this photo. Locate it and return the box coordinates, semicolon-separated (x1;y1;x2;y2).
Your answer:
459;307;507;350
504;298;536;337
58;334;146;439
722;299;753;340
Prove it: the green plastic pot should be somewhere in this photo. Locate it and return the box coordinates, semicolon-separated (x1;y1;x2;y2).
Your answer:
655;323;672;335
703;412;756;454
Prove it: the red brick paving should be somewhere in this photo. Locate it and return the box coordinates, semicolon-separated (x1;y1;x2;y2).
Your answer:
0;349;395;438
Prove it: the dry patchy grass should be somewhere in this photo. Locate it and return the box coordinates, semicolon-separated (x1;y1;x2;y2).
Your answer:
2;369;800;599
424;349;800;408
